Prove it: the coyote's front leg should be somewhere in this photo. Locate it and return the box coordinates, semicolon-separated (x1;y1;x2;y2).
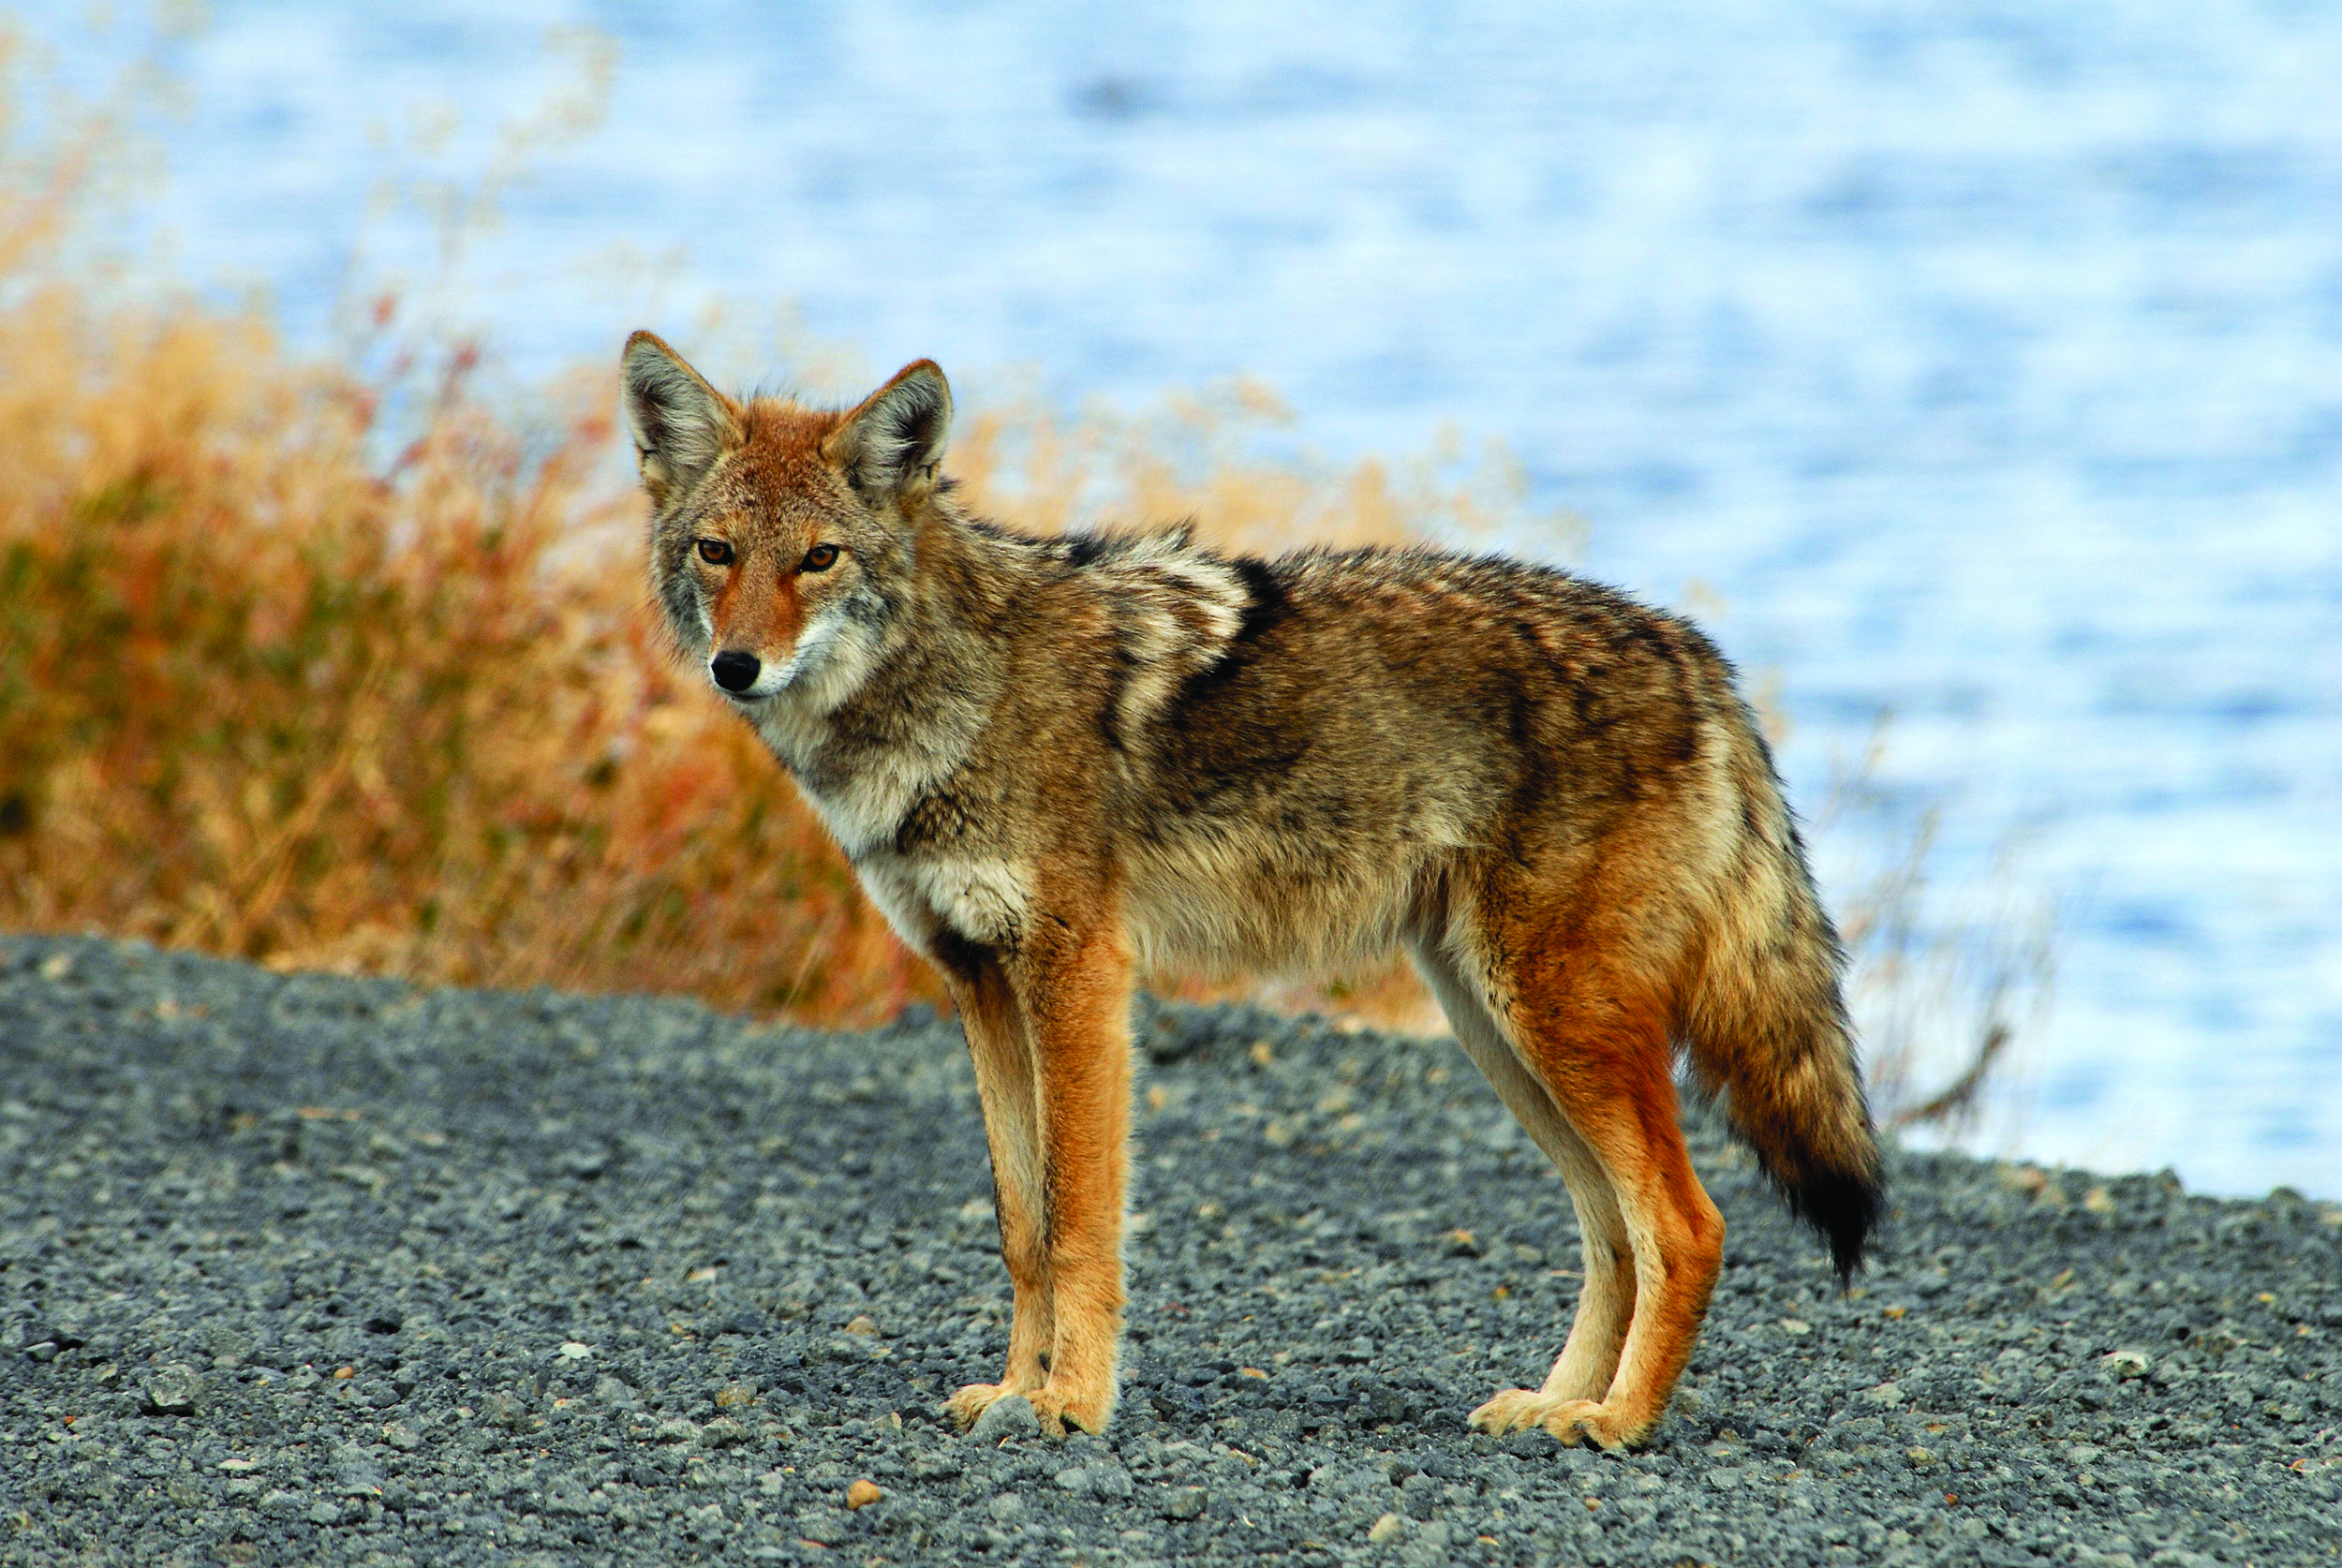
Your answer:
944;960;1054;1430
1011;920;1135;1436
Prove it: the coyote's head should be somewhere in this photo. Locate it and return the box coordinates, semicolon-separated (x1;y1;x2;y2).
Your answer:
622;332;948;711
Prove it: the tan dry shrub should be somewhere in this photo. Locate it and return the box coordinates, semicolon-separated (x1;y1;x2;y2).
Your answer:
0;278;917;1019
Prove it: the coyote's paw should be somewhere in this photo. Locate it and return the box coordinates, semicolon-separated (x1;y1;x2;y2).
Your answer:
1025;1381;1116;1438
1468;1387;1554;1435
1468;1390;1652;1452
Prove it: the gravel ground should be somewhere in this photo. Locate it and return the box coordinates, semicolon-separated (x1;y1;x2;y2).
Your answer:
2;933;2338;1568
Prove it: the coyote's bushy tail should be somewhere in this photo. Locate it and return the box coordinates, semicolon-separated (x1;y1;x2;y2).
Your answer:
1681;741;1883;1282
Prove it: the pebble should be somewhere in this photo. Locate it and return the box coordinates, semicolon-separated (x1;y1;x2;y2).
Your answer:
795;1508;848;1545
479;1389;528;1429
969;1395;1040;1441
1054;1460;1136;1499
1161;1487;1208;1519
143;1363;201;1415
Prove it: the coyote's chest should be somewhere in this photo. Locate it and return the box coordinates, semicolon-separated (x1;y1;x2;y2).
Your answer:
852;849;1033;954
751;701;1028;955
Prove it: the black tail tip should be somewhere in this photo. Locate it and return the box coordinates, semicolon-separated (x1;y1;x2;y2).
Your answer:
1793;1168;1884;1287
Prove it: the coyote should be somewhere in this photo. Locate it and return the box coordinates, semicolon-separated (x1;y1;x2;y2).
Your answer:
621;333;1882;1450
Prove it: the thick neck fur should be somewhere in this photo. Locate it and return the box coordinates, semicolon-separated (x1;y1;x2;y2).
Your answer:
743;496;1022;861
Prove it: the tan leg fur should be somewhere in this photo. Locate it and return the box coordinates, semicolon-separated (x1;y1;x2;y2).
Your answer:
942;961;1053;1427
1411;940;1638;1408
1448;880;1727;1451
943;904;1135;1437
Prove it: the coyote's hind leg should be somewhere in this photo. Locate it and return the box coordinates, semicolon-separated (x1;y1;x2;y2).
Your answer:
1450;933;1724;1451
1412;940;1637;1419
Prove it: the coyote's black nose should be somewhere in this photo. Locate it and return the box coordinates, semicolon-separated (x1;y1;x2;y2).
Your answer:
709;650;761;693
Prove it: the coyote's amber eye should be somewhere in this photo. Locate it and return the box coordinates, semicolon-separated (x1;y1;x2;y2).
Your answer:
801;544;839;572
695;539;733;566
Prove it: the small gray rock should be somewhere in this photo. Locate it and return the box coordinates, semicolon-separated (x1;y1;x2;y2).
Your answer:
1161;1486;1208;1520
969;1395;1039;1441
143;1363;202;1415
910;1450;963;1481
334;1459;385;1496
559;1148;608;1178
481;1389;530;1430
1055;1462;1135;1499
202;1324;256;1363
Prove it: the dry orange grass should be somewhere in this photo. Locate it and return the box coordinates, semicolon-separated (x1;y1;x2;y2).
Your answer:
0;58;1548;1029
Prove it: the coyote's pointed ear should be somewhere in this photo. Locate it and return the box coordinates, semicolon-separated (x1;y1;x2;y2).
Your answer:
622;331;741;507
829;360;952;505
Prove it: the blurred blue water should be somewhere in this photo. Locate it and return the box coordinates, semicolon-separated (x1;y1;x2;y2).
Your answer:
63;1;2342;1193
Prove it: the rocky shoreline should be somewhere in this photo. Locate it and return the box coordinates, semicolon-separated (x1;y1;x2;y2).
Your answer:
2;934;2336;1565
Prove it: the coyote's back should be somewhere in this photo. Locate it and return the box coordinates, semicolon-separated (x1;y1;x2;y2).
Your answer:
1078;540;1884;1281
621;332;1882;1449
